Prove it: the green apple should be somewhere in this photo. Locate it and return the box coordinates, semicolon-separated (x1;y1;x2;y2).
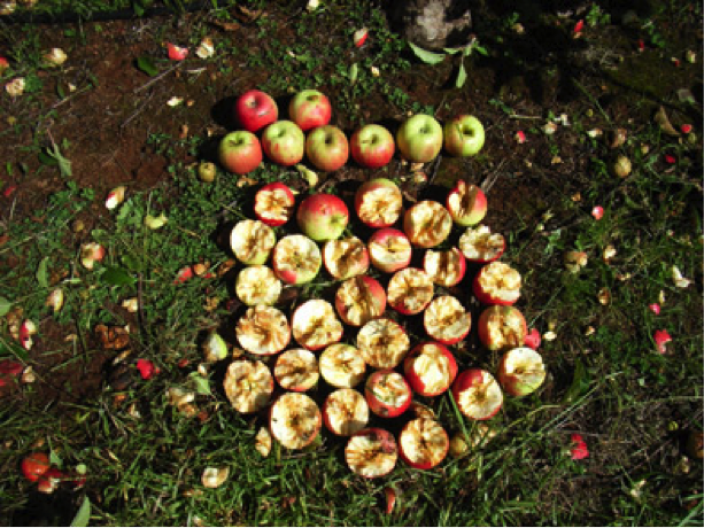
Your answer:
396;114;443;163
444;115;485;157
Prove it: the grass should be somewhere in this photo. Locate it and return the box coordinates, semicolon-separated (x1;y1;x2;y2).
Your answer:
0;0;702;526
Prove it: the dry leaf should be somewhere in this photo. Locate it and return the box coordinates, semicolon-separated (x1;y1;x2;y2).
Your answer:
654;106;680;137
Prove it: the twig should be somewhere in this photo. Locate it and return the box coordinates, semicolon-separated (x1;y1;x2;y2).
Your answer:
133;61;184;94
480;159;507;194
120;91;154;129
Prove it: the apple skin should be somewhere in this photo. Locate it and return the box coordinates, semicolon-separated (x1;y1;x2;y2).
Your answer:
218;131;263;175
350;124;395;169
443;115;486;157
235;89;279;132
396;114;443;163
254;183;295;227
477;305;527;351
261;120;305;166
368;228;412;273
451;369;503;421
403;342;458;397
364;369;412;418
398;418;449;470
335;276;387;327
289;89;332;131
21;452;51;483
296;193;349;242
354;178;403;228
446;181;487;227
497;347;546;397
305;125;349;172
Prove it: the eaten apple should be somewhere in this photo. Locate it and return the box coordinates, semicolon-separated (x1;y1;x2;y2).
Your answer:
364;369;412;418
335;276;386;327
451;368;504;421
274;348;319;392
218;131;263;175
296;193;349;242
235;305;291;356
387;267;434;316
272;234;322;285
291;299;344;351
230;219;276;265
323;236;370;280
423;296;471;346
350;124;395;169
368;228;412;273
305;125;349;172
254;183;296;227
473;261;522;305
403;342;458;397
446;181;487;226
319;343;367;389
443;115;485;157
323;388;369;436
357;318;410;369
269;392;322;450
235;265;282;306
288;89;332;131
345;428;398;479
403;201;452;248
354;178;404;228
396;114;443;163
477;305;527;351
497;347;546;397
398;418;449;470
423;247;466;287
235;89;278;132
458;225;505;263
223;358;274;413
261;120;305;166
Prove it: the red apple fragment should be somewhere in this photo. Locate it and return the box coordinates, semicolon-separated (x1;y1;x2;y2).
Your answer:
387;268;434;316
451;369;504;420
364;370;412;418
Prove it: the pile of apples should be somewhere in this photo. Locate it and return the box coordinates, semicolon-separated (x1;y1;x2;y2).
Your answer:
214;89;546;478
217;88;487;175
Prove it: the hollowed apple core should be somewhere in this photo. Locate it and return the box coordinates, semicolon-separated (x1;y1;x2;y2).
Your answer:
424;248;464;287
388;268;434;314
499;347;546;395
358;186;403;227
231;220;276;264
292;299;343;350
456;371;503;420
345;429;398;478
357;319;410;369
424;296;471;344
404;201;452;248
399;418;449;469
406;343;455;395
447;182;484;220
324;237;369;279
325;389;369;436
336;276;386;327
255;186;294;224
270;393;321;450
223;359;273;413
274;349;319;391
459;225;505;262
368;231;412;270
274;235;322;282
367;371;411;410
236;305;290;355
236;265;282;306
476;262;521;303
319;344;366;388
480;306;527;350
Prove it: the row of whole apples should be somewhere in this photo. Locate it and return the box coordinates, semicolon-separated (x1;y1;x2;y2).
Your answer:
214;171;547;477
218;88;486;175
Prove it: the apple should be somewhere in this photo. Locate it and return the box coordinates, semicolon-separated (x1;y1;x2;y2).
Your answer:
323;388;369;436
364;369;412;418
288;89;332;131
291;299;344;351
218;131;263;175
21;452;51;483
274;349;319;392
357;318;410;369
423;296;471;345
296;193;349;242
269;392;322;450
449;424;497;457
335;276;386;327
235;265;282;306
319;343;367;389
473;261;522;305
403;342;458;397
350;124;395;169
497;347;546;397
261;120;305;166
423;247;466;287
403;201;452;248
446;181;487;226
477;305;527;351
198;161;216;183
223;359;274;413
396;114;443;163
368;228;412;273
323;236;369;280
387;267;434;316
272;234;322;285
254;183;296;227
37;468;64;495
398;418;449;470
230;219;276;265
235;89;278;132
305;125;349;172
458;225;505;263
235;305;291;356
354;178;404;228
451;369;504;420
345;428;398;478
443;115;485;157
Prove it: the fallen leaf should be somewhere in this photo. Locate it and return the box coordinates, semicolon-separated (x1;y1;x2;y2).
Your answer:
654;106;680;137
95;324;130;350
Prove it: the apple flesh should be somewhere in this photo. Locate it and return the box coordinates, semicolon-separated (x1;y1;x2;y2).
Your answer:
403;201;452;248
219;131;263;175
230;219;276;265
345;428;398;479
350;124;395;169
235;265;282;306
357;318;410;369
398;418;449;470
497;347;546;397
254;183;296;227
423;295;471;346
323;236;369;280
459;225;505;263
272;234;322;285
261;120;305;166
335;275;386;327
291;299;344;351
319;343;366;389
235;305;291;356
423;247;466;287
477;305;527;351
323;388;370;436
368;228;412;274
451;369;504;420
269;392;322;450
443;115;485;157
288;89;332;131
473;261;522;305
403;342;458;397
305;125;349;172
355;178;403;228
274;349;319;392
364;369;412;418
223;359;274;413
446;181;487;226
387;267;434;316
396;114;443;163
235;89;278;132
296;193;349;242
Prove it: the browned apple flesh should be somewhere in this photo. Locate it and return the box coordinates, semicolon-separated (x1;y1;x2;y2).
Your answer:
230;219;276;264
223;359;273;413
235;265;282;306
270;392;322;450
477;262;521;303
292;299;343;350
459;225;504;262
336;276;385;326
345;429;398;478
358;185;403;226
357;318;410;369
424;296;471;343
324;388;369;436
323;236;369;279
235;305;290;355
387;268;434;314
319;343;367;388
255;185;294;224
274;349;319;391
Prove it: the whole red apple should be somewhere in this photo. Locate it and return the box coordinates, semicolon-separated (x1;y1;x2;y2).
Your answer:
261;120;305;166
219;131;262;175
235;89;278;132
350;124;395;169
305;125;349;172
289;89;332;131
296;193;349;241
